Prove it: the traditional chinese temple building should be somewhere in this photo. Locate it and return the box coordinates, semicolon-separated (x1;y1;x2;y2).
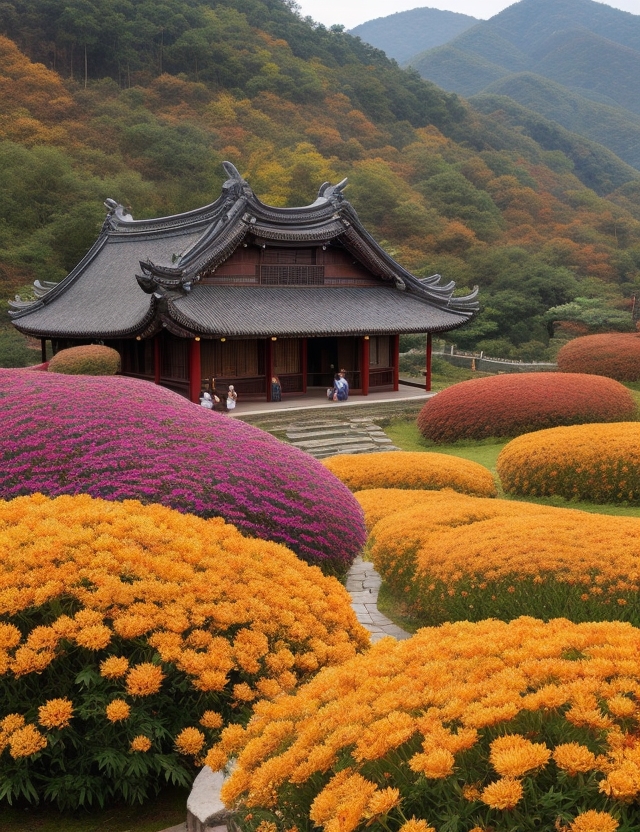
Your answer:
9;162;478;402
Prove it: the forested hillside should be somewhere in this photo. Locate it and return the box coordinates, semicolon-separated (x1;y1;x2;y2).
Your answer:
406;0;640;174
1;0;640;367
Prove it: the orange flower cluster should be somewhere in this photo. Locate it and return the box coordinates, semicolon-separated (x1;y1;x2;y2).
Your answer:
217;617;639;832
47;344;121;376
497;422;640;504
557;333;640;382
363;490;640;626
0;494;368;805
322;452;496;497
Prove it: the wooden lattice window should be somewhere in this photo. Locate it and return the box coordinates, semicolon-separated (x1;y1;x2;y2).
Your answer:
259;265;325;285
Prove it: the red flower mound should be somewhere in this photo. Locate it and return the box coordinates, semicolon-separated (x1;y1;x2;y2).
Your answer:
0;370;366;574
557;333;640;381
417;372;636;442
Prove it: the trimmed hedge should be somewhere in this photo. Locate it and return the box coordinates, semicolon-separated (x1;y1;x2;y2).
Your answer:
365;490;640;626
0;370;366;574
557;333;640;381
48;345;121;375
417;372;636;442
322;451;497;497
497;422;640;504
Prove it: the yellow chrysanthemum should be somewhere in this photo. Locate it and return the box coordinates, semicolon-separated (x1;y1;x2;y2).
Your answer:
130;735;152;752
364;787;401;818
409;748;455;779
480;777;523;810
569;810;619;832
37;698;73;729
0;623;21;649
553;742;598;775
125;662;164;696
99;655;130;678
175;727;206;756
200;710;224;730
0;714;25;734
105;699;131;722
9;724;47;758
490;735;550;777
75;624;112;651
397;818;436;832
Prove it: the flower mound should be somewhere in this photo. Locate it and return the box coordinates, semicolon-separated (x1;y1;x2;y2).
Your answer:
416;372;636;442
322;451;496;497
214;618;640;832
557;332;640;381
0;494;369;809
497;422;640;504
47;344;121;375
366;490;640;626
0;370;366;573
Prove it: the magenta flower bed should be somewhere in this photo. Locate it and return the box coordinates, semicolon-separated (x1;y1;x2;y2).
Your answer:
417;372;636;442
0;370;365;573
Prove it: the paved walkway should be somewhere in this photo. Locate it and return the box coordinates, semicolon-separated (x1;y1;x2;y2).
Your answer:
345;556;411;642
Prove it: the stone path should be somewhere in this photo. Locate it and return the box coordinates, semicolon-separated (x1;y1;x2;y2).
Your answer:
283;417;399;459
345;556;411;642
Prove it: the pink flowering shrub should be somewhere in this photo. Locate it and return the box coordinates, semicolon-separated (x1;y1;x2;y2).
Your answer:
48;344;121;375
0;370;365;574
557;333;640;381
417;373;636;442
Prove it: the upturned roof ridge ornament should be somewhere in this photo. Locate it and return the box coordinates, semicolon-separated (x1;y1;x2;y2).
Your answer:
221;161;253;200
318;178;348;206
102;198;133;231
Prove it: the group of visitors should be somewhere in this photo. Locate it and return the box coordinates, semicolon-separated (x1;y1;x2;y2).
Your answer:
327;369;349;402
200;379;238;412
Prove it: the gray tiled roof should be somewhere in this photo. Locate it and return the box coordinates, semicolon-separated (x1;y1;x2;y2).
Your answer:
12;229;203;338
10;163;479;339
171;286;469;336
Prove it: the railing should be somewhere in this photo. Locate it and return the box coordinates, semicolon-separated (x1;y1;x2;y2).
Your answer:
370;368;393;387
279;373;304;393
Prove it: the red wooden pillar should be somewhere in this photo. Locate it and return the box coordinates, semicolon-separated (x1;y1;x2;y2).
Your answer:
301;338;308;393
266;337;273;401
154;335;161;385
189;338;202;403
392;333;399;391
361;336;370;396
425;332;432;392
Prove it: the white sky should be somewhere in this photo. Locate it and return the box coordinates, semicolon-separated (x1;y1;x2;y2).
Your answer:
295;0;640;30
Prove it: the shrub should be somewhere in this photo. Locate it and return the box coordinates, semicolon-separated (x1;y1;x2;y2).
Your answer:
355;488;451;531
417;372;636;442
213;617;640;832
497;422;640;504
0;494;369;809
48;344;121;375
557;333;640;381
0;370;366;574
366;490;640;626
322;451;497;497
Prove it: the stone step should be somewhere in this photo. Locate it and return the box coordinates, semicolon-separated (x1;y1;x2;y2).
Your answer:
286;427;373;441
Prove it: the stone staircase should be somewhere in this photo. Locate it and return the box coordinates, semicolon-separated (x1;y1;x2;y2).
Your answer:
283;416;398;458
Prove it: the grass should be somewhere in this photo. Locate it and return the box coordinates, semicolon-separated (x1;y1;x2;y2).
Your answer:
0;786;189;832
